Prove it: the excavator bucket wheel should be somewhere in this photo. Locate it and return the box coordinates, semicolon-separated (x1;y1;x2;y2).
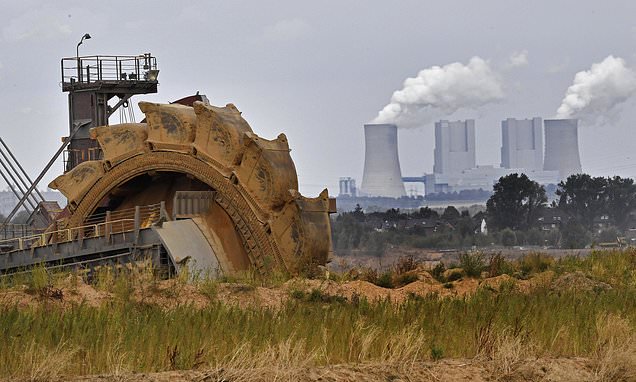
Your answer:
49;101;333;277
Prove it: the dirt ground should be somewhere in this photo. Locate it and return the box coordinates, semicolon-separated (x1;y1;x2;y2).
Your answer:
14;358;597;382
0;268;610;311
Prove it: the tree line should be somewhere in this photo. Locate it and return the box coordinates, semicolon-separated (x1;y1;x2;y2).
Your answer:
487;173;636;231
331;172;636;254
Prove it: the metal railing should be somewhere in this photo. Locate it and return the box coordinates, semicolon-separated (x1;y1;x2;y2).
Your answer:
0;224;41;240
0;203;164;253
63;148;103;171
61;54;158;87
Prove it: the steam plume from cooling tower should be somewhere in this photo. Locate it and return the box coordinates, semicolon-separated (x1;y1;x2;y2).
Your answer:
556;55;636;123
372;57;504;127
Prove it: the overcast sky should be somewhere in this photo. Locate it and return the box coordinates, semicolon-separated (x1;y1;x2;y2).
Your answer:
2;1;636;197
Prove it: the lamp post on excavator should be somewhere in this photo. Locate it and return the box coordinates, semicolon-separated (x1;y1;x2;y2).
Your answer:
75;33;91;82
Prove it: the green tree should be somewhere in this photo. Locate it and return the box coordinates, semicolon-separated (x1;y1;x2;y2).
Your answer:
351;204;365;222
456;215;476;238
500;228;516;247
367;231;387;263
560;220;590;249
332;213;365;250
557;174;606;228
486;173;547;230
411;206;439;219
441;206;460;224
598;227;620;243
603;176;636;230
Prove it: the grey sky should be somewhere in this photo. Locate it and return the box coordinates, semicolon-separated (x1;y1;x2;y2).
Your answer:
1;1;636;197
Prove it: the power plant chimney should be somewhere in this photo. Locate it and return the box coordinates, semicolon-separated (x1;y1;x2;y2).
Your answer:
434;119;476;174
360;124;406;198
501;117;543;171
543;119;582;180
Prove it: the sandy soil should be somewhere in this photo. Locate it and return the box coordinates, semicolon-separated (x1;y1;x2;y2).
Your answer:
0;269;612;311
13;358;597;382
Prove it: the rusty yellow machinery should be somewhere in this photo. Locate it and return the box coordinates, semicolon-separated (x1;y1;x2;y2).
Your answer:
0;54;333;278
48;100;334;277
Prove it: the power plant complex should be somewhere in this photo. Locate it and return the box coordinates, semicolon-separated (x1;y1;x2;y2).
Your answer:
350;117;582;200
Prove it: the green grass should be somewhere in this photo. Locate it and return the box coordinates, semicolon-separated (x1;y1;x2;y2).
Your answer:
2;249;636;378
0;286;635;377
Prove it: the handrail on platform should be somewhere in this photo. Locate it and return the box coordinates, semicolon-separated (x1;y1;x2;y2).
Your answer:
0;202;165;253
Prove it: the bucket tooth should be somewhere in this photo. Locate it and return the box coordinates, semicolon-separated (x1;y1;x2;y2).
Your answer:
234;132;298;213
48;161;105;209
90;123;148;167
192;101;252;173
139;101;197;152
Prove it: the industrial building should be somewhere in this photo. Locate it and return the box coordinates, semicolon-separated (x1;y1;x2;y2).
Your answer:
338;177;357;197
424;118;559;195
360;124;406;198
433;119;476;174
543;119;582;180
340;116;579;207
501;117;543;171
424;167;559;194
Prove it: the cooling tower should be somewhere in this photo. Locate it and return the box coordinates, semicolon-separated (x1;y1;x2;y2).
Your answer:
360;124;406;198
543;119;582;180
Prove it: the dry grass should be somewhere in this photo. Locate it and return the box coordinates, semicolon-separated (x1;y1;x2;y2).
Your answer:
14;341;78;382
593;314;636;382
4;250;636;380
202;339;317;382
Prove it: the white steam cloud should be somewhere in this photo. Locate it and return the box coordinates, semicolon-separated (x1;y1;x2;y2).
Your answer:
556;55;636;122
507;50;528;68
372;57;504;127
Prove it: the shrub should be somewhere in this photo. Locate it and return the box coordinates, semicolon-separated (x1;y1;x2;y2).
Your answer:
501;228;517;247
375;272;394;288
431;263;446;282
561;221;591;249
290;289;306;300
598;228;620;244
29;264;49;294
199;280;218;301
526;228;544;246
359;268;378;284
394;256;419;275
394;273;419;288
293;288;346;304
515;230;527;246
445;268;464;282
488;254;512;277
459;253;485;278
430;346;444;361
519;253;553;275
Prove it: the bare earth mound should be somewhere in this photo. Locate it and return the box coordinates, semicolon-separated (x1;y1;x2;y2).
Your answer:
0;270;598;311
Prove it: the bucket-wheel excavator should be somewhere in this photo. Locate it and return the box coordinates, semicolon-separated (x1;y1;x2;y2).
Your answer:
0;53;334;278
